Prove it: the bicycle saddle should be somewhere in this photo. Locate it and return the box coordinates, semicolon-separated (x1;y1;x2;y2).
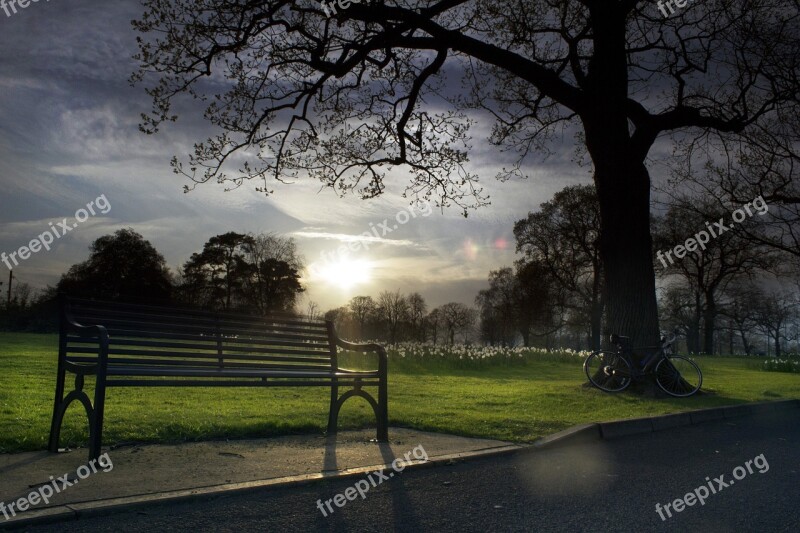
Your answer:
610;334;630;344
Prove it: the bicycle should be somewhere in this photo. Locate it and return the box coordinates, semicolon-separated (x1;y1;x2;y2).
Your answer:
583;330;703;397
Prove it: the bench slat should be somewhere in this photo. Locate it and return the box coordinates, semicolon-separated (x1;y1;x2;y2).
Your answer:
70;313;329;336
68;315;328;339
67;332;329;352
67;356;334;369
104;379;380;387
66;346;332;362
68;305;327;330
66;337;330;354
66;298;321;326
107;367;379;378
94;327;331;343
113;360;332;370
66;329;327;346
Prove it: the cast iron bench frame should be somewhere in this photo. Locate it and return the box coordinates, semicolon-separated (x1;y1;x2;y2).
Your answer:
49;297;388;461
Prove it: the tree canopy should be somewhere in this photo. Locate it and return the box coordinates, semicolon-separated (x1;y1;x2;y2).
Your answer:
179;232;304;313
514;184;603;348
133;0;800;346
57;229;173;302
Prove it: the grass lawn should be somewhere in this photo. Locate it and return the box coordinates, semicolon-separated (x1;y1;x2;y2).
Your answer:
1;332;799;454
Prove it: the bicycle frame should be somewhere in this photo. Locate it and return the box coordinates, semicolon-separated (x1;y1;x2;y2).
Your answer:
611;332;677;379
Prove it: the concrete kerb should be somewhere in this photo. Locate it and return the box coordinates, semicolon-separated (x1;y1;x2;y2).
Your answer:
600;417;655;439
0;443;525;530
533;423;601;450
533;399;800;449
650;411;693;431
3;399;798;529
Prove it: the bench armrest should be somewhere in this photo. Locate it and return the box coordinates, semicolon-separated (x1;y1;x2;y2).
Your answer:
335;338;387;374
63;313;110;367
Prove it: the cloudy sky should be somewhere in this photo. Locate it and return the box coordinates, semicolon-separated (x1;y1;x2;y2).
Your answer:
0;0;608;311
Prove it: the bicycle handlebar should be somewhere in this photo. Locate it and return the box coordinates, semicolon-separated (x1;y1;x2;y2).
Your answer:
662;328;680;349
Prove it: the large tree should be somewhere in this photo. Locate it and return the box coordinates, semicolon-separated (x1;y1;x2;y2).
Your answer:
246;233;305;313
376;290;409;343
476;267;518;346
754;291;798;357
348;295;376;340
514;185;603;348
515;259;569;348
407;292;428;341
180;232;304;312
133;1;800;347
653;197;775;354
476;263;564;347
719;283;763;356
180;232;256;310
437;301;476;344
57;229;172;302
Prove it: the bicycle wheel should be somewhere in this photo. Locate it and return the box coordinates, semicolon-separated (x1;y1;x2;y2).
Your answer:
655;356;702;397
584;351;632;392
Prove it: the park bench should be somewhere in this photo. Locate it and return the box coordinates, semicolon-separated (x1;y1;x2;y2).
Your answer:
49;297;388;461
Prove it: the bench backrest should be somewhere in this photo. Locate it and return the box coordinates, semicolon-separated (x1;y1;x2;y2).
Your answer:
61;298;337;372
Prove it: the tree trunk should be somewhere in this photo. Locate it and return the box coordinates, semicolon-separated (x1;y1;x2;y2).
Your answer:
590;289;603;351
702;298;716;355
582;4;660;352
686;295;702;354
592;159;660;348
728;325;734;356
739;328;751;356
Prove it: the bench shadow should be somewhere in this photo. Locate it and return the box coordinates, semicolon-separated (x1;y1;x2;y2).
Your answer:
322;433;338;472
315;433;424;530
377;441;425;531
0;451;53;477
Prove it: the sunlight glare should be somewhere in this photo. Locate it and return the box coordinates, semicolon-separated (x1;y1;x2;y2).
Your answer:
316;258;373;290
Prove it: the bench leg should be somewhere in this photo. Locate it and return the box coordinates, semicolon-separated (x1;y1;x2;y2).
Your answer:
377;376;388;442
326;381;339;435
48;363;67;453
89;376;107;462
328;382;388;442
48;371;106;462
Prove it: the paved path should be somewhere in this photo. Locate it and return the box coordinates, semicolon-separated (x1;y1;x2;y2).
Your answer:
0;428;515;513
21;411;800;532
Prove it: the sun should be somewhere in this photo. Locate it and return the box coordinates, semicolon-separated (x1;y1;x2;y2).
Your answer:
314;258;373;290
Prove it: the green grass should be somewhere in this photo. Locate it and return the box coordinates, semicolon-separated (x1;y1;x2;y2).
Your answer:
1;332;799;454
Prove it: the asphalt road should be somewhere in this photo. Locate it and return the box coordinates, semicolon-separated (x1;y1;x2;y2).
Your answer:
21;411;800;532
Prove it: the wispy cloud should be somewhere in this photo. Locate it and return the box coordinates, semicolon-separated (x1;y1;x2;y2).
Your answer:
293;231;419;248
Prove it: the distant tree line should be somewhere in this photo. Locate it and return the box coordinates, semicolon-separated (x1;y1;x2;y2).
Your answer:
476;184;800;355
324;292;477;345
0;229;305;331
